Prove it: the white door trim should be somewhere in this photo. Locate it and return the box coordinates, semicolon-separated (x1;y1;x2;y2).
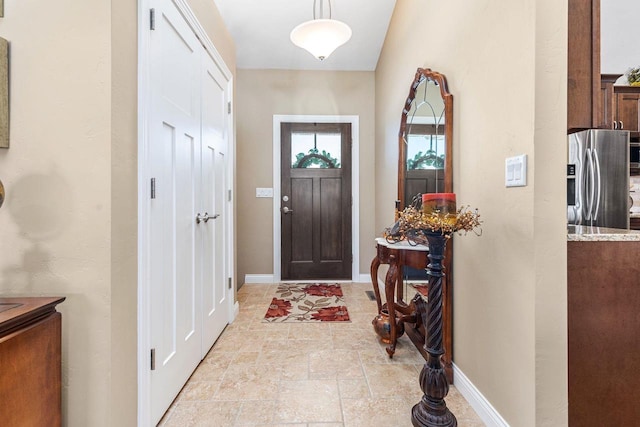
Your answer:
137;0;236;425
272;115;360;283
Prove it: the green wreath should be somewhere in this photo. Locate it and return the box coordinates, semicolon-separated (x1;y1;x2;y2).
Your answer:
407;149;445;170
293;148;341;168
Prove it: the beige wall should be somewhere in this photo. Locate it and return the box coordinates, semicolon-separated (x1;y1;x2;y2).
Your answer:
111;0;138;423
0;0;235;425
376;0;567;425
534;1;568;424
0;0;112;425
236;70;376;285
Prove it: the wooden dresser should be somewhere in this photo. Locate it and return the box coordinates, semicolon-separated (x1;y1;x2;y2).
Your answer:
0;297;65;427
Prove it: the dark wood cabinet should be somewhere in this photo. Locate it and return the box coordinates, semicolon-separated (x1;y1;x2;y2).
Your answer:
630;217;640;230
599;82;640;137
615;87;640;136
568;241;640;426
0;297;65;427
568;0;601;132
599;74;622;129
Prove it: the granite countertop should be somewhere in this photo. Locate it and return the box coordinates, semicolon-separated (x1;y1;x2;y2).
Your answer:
567;225;640;241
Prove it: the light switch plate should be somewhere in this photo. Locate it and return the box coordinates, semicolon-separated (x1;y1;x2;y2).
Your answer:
505;154;527;187
256;187;273;198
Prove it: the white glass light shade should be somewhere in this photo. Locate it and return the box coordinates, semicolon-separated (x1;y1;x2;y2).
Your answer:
290;19;352;61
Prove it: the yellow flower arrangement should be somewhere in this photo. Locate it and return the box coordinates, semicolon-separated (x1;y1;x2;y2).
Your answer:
628;67;640;87
384;205;482;245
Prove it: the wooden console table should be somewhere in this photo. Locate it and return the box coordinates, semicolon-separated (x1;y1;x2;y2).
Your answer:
0;297;65;427
370;237;453;383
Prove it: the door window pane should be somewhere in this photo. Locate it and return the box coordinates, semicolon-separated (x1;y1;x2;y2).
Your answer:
406;134;445;170
291;132;341;168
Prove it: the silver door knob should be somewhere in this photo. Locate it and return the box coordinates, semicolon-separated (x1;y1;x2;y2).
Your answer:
282;206;293;214
197;212;221;223
202;213;220;223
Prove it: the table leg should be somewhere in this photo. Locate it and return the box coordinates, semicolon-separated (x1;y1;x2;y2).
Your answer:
385;254;399;357
397;264;404;302
369;256;383;314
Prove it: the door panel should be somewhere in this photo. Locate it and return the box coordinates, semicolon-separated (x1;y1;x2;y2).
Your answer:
175;133;198;340
320;178;342;260
200;145;228;355
405;170;444;206
617;92;640;133
290;178;313;262
151;123;177;364
150;2;202;422
199;51;229;357
159;8;197;115
281;123;352;280
148;0;230;423
591;130;629;228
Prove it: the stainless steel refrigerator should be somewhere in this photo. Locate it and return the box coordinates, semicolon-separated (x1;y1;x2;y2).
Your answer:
567;129;630;229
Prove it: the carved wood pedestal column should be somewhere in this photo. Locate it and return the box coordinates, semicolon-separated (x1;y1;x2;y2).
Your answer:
411;231;456;427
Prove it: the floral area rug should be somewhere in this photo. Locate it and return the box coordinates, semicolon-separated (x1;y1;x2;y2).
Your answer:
263;283;350;323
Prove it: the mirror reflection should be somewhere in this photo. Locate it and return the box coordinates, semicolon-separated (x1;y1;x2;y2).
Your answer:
404;78;446;202
395;67;454;317
398;68;453;210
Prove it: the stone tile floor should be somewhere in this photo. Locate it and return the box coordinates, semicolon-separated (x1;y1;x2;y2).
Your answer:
158;282;485;427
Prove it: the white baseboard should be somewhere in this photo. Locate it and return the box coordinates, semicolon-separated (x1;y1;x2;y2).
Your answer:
356;273;371;283
244;274;275;284
244;274;371;284
453;363;510;427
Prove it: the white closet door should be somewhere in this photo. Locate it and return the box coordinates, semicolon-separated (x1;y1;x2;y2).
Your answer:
200;52;229;354
148;0;202;423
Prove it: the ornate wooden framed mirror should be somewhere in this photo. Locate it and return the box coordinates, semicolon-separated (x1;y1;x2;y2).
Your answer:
398;68;453;209
397;68;454;381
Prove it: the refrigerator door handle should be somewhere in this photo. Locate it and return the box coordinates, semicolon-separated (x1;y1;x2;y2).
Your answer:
574;137;583;224
593;148;602;221
585;148;595;221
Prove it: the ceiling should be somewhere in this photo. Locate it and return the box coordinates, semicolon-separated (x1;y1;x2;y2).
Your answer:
212;0;397;71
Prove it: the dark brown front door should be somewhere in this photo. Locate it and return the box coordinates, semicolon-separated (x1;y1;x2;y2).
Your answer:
281;122;352;280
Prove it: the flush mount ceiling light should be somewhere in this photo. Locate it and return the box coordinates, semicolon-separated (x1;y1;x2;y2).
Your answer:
290;0;352;61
